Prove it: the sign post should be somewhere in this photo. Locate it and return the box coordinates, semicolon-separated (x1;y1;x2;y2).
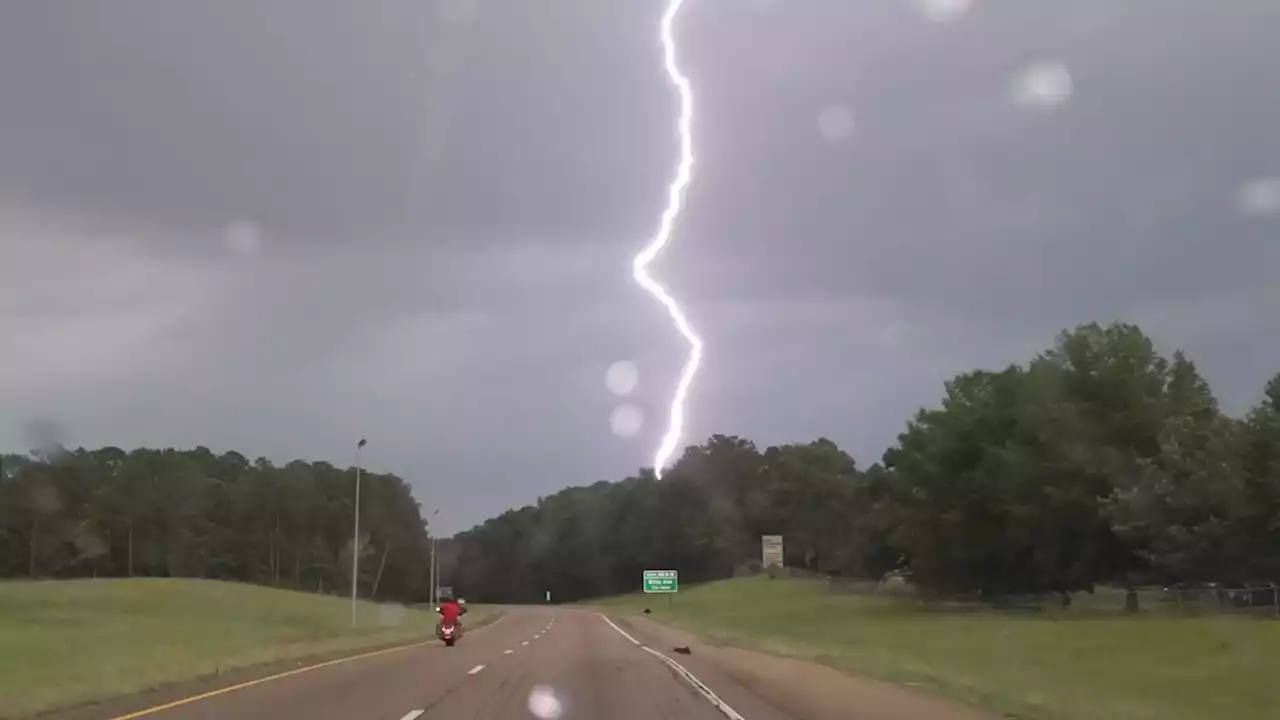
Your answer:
761;535;784;569
643;569;678;610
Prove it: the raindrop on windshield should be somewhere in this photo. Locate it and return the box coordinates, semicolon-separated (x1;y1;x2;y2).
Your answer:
605;360;639;397
610;405;645;438
911;0;973;23
818;105;855;142
1010;60;1073;109
224;221;262;257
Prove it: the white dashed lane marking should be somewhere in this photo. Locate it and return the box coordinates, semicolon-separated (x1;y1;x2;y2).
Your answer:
398;615;557;720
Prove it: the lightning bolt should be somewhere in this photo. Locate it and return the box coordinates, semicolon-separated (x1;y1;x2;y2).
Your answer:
634;0;700;479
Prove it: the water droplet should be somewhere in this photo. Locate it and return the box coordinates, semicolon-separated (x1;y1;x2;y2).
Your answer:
1010;60;1073;109
610;405;644;438
527;684;563;720
818;105;855;141
224;221;262;257
1235;177;1280;217
605;360;639;397
882;323;908;347
438;0;478;24
911;0;973;23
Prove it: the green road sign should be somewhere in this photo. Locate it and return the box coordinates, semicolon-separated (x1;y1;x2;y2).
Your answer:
643;569;679;594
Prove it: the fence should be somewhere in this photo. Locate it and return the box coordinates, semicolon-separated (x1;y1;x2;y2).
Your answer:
824;576;1280;617
1154;582;1280;616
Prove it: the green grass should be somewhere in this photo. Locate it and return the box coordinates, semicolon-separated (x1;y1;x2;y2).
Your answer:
590;577;1279;720
0;579;488;719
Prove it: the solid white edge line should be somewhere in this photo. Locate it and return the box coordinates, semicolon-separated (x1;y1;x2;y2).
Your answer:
600;615;640;645
399;711;424;720
641;646;746;720
599;614;745;720
468;664;486;675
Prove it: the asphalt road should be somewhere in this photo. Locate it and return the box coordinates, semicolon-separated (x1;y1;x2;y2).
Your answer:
85;608;798;720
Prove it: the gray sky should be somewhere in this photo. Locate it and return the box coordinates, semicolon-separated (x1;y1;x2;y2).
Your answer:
3;0;1278;531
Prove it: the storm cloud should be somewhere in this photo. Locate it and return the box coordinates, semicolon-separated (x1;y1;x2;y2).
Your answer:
3;0;1278;528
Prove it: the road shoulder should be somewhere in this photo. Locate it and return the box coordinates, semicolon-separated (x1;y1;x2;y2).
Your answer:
32;612;506;720
603;612;993;720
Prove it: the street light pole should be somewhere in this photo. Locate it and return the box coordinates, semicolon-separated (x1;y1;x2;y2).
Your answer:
351;438;367;627
427;509;440;606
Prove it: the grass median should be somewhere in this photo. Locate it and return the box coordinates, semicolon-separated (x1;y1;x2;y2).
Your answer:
0;578;489;719
590;576;1277;720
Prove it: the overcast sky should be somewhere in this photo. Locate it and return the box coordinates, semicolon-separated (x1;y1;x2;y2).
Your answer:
3;0;1278;531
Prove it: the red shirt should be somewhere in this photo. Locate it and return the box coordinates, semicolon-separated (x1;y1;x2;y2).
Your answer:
439;601;463;624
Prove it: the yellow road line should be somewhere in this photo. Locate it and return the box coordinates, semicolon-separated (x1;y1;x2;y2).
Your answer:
106;612;507;720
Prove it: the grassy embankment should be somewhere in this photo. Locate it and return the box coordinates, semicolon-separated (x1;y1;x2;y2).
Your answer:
0;578;487;718
591;576;1277;720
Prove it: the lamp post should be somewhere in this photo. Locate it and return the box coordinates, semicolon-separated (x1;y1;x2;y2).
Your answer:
427;509;440;606
351;438;367;627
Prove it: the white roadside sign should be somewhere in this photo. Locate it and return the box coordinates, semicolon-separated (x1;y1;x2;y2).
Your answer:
761;534;784;568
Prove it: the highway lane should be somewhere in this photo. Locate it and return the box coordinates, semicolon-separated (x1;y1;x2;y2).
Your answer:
85;608;787;720
408;610;751;719
90;610;540;720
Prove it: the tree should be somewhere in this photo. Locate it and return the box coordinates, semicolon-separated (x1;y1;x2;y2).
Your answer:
7;318;1279;609
1236;372;1280;579
759;439;860;573
0;447;434;603
881;365;1095;597
1106;353;1248;584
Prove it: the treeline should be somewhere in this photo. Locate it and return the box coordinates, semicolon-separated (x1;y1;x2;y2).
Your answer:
453;322;1280;604
0;447;434;602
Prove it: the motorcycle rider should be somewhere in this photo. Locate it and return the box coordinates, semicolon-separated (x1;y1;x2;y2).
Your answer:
436;590;467;636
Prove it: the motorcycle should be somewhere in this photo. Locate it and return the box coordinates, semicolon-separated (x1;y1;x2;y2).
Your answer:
435;599;467;647
437;620;460;647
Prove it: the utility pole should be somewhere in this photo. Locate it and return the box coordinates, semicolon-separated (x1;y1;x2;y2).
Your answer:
427;508;440;606
351;438;366;627
428;537;435;607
